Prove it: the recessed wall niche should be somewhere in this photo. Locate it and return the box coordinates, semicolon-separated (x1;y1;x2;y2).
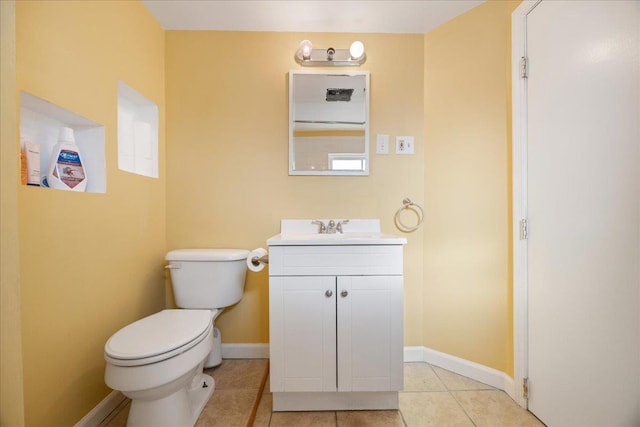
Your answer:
117;81;159;178
19;91;106;193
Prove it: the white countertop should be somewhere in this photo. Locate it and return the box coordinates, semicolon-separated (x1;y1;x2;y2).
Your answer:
267;219;407;246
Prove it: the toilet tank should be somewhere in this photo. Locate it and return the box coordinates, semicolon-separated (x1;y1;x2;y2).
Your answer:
165;249;249;309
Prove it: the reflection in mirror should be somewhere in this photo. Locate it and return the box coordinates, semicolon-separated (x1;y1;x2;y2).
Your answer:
289;71;370;175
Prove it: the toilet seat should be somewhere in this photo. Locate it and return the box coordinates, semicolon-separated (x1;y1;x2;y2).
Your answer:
105;309;212;367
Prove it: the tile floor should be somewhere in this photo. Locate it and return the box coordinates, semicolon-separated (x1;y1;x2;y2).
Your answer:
102;360;545;427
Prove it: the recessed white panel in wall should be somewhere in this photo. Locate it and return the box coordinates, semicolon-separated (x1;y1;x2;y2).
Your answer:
117;81;158;178
19;91;106;193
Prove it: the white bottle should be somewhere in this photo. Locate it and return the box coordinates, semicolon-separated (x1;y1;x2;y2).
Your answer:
47;127;87;192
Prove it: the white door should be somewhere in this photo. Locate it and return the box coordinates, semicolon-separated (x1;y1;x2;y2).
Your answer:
336;276;404;392
525;1;640;426
269;276;336;392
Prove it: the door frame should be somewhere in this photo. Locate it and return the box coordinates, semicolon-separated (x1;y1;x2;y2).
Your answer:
511;0;540;410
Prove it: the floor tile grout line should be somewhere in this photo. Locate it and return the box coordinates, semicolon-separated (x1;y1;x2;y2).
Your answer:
448;389;478;427
428;363;451;392
428;363;479;427
430;363;494;392
399;406;409;427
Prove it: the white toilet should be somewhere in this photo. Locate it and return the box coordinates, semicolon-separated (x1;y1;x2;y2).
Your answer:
104;248;249;427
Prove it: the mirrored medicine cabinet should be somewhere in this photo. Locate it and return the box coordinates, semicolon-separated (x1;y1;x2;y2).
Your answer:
289;71;370;176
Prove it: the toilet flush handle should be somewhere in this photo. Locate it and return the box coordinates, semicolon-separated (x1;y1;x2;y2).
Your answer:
164;263;181;269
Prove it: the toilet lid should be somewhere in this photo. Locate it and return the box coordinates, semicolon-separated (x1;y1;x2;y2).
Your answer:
105;309;212;364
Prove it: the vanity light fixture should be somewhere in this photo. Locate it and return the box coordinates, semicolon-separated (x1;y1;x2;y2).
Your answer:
299;39;313;60
349;41;365;60
295;40;366;67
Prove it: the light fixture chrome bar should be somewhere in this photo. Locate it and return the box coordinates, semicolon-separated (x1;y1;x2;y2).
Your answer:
295;120;365;125
295;41;366;67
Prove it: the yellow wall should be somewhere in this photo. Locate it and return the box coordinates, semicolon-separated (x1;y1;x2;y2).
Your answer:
165;32;425;346
1;0;26;425
423;0;518;374
16;1;166;425
164;2;517;375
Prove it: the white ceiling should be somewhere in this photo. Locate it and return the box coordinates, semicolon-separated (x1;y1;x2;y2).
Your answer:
142;0;485;34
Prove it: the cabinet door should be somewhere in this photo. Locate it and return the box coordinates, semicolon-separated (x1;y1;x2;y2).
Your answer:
337;275;403;392
269;276;337;392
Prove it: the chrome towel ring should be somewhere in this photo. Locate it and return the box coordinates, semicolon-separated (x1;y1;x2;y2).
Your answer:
394;198;424;232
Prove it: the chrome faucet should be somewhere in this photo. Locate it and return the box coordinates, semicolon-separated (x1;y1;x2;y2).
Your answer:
311;219;350;234
311;220;327;234
336;219;350;233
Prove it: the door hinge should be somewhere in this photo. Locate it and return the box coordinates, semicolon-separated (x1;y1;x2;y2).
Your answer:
520;56;528;79
522;377;529;400
520;218;528;240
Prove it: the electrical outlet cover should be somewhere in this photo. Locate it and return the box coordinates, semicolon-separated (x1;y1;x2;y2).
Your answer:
396;136;415;155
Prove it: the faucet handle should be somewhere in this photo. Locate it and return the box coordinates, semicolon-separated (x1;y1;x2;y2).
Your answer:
311;220;327;234
336;219;350;233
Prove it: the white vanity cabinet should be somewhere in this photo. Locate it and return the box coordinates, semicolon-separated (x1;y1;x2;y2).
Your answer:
267;220;406;411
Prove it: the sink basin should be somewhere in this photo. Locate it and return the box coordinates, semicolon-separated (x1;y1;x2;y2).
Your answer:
267;220;407;246
283;232;382;240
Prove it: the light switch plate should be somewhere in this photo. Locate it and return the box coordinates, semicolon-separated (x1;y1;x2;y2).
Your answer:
376;134;389;154
396;136;415;155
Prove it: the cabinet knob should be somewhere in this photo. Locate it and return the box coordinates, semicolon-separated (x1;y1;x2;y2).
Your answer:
325;290;333;297
341;290;349;298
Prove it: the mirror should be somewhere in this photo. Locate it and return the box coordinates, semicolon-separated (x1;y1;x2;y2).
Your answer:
289;71;370;175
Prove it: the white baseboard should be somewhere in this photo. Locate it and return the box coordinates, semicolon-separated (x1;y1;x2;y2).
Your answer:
404;346;516;399
403;346;426;362
74;390;126;427
503;375;517;403
221;343;269;359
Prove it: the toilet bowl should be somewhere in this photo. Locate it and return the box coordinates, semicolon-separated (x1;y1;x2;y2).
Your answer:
104;248;249;426
104;309;214;427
